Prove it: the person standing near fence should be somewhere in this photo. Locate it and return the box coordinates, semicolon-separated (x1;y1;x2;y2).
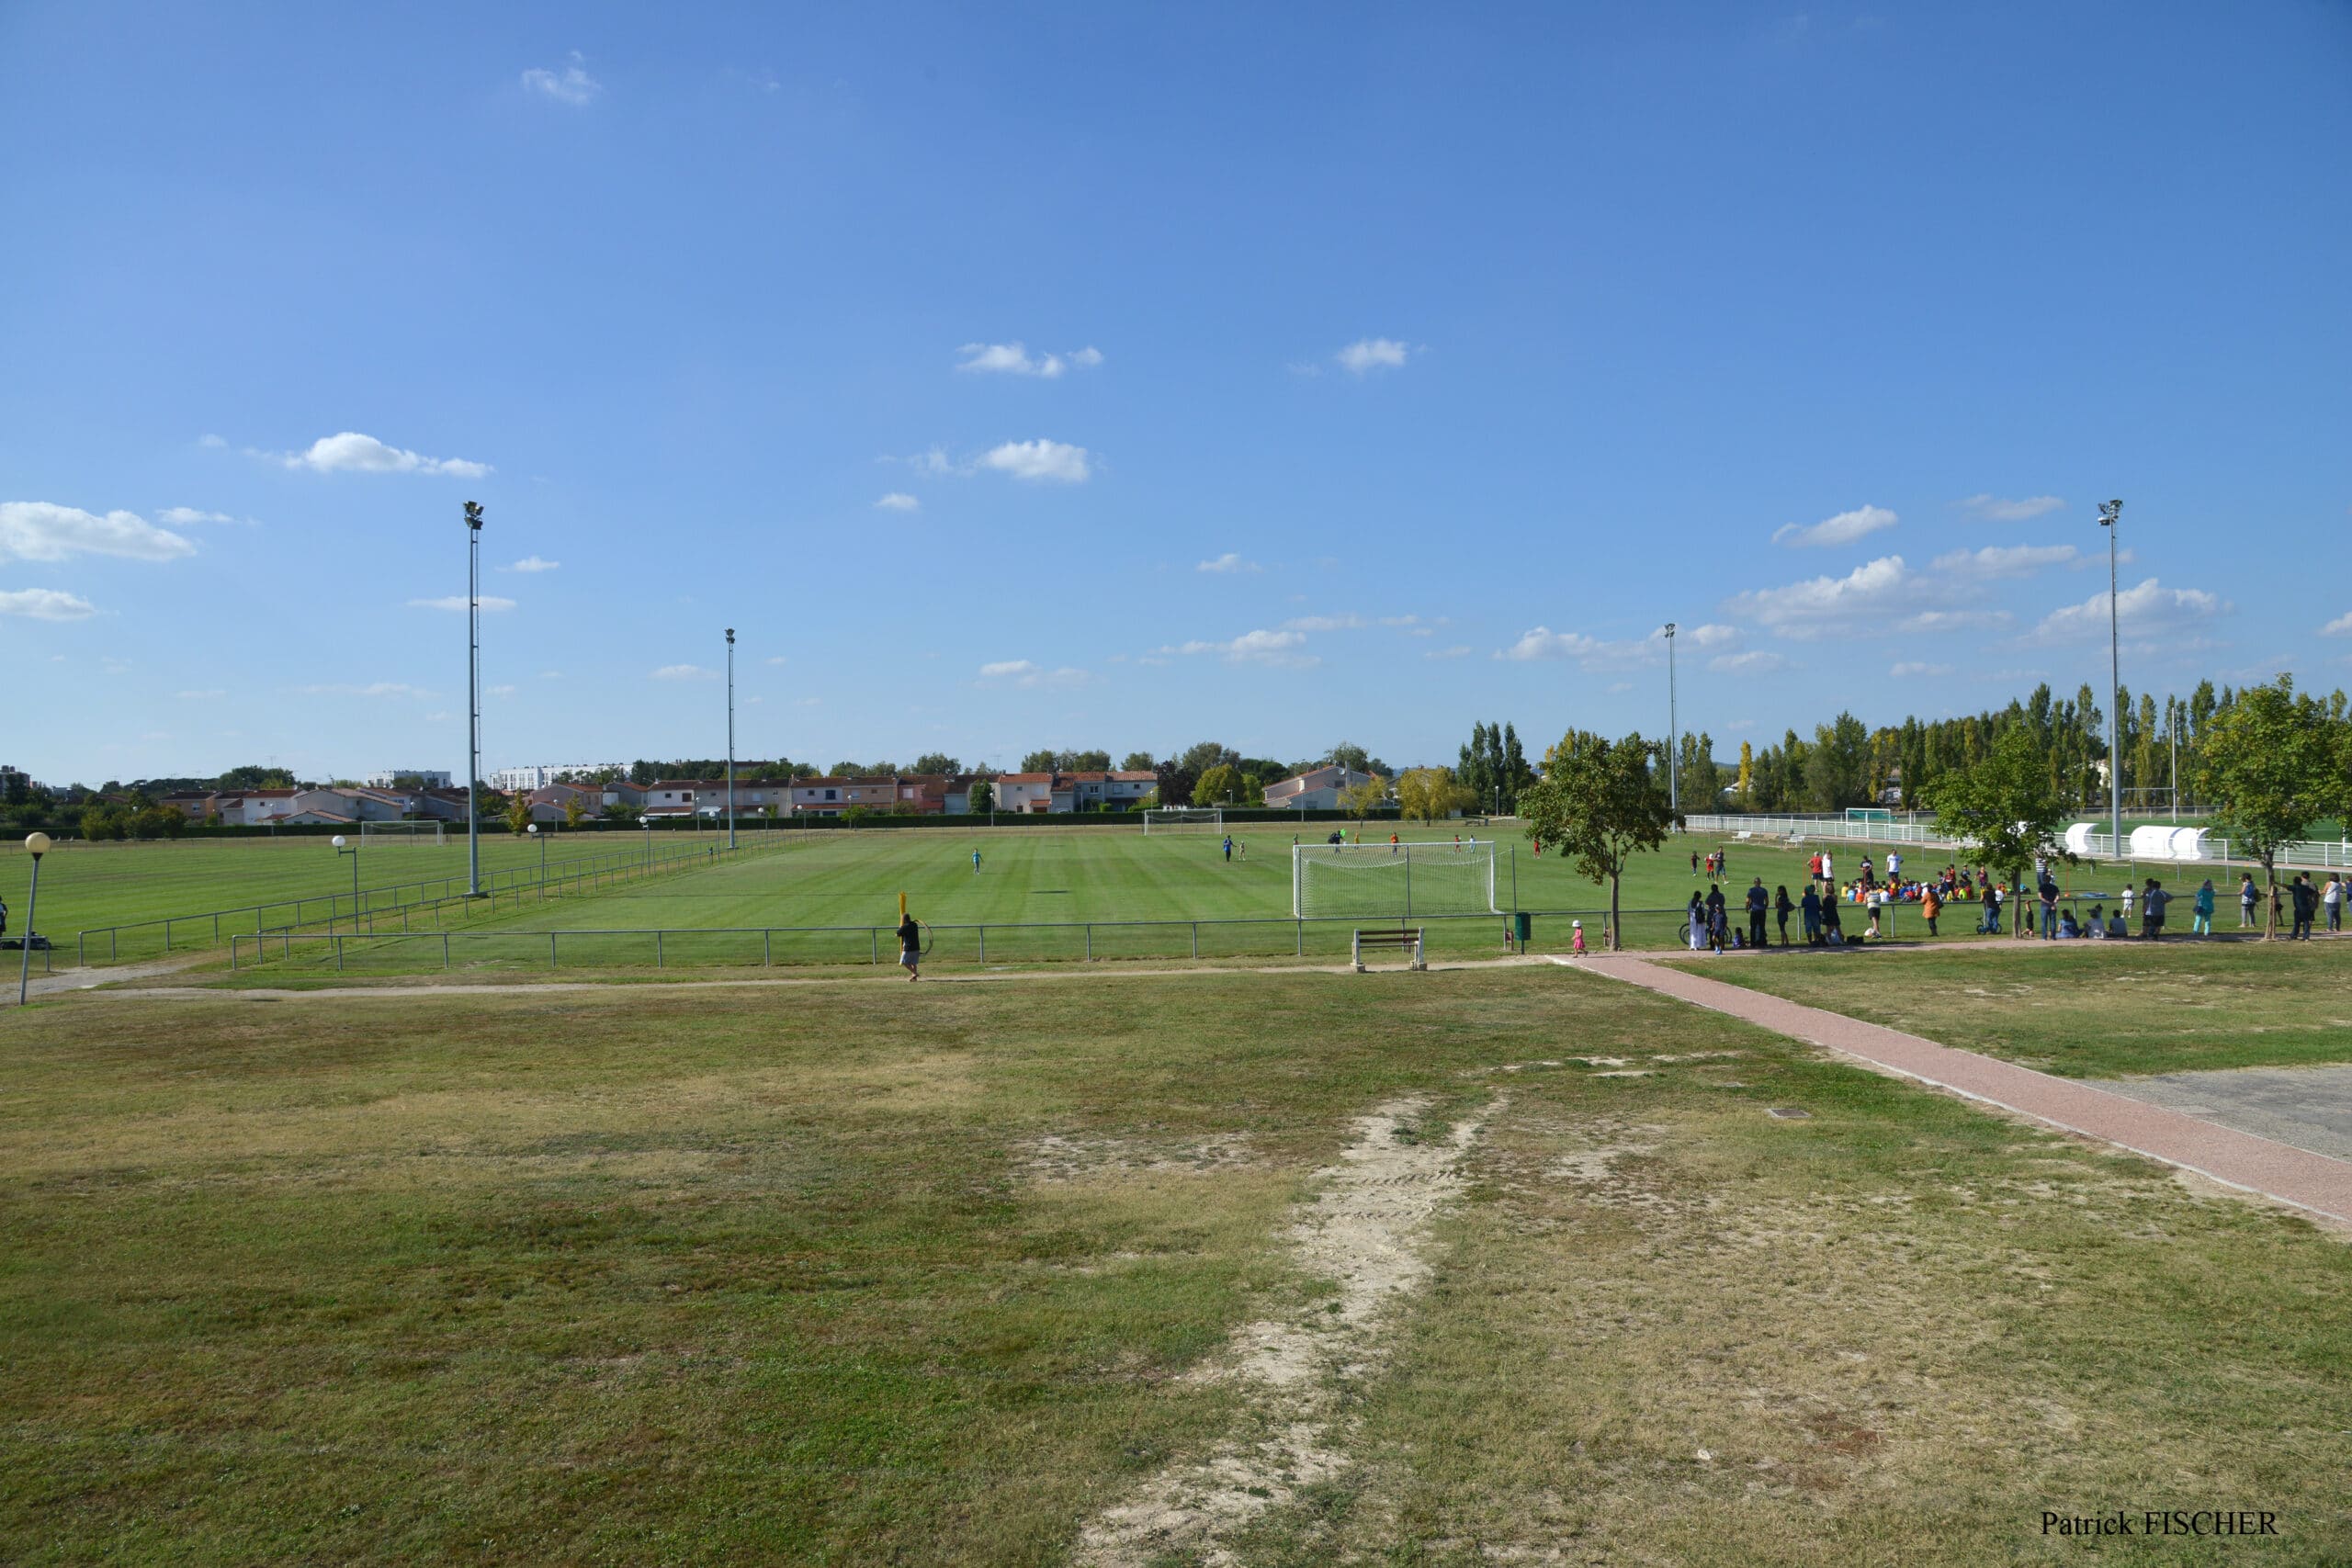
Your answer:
1774;884;1793;946
2291;874;2318;940
2142;878;2171;941
2192;878;2214;936
2241;873;2259;928
1746;877;1769;948
1921;880;1941;938
2324;874;2344;933
898;908;923;981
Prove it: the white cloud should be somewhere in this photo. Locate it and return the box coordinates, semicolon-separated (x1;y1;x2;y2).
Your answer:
1771;503;1898;548
1606;681;1634;694
956;342;1102;378
1164;628;1316;669
1336;338;1409;374
1282;613;1364;631
409;595;516;612
487;683;517;698
1904;608;2013;634
538;670;562;679
0;587;96;620
280;432;490;479
1199;552;1262;575
2030;578;2226;644
763;655;788;666
1709;650;1791;675
1929;544;2079;581
1;501;196;563
650;664;717;681
522;51;601;106
1724;555;1912;638
2321;612;2352;637
979;439;1090;483
1959;493;2065;522
1425;645;1474;660
157;507;255;526
503;555;560;572
1890;661;1954;678
1687;623;1739;647
875;492;921;512
296;682;430;699
977;659;1087;689
1497;626;1662;669
176;688;227;700
197;434;227;449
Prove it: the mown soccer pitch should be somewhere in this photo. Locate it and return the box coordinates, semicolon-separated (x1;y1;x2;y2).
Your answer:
225;824;1978;974
17;820;2253;976
4;957;2347;1563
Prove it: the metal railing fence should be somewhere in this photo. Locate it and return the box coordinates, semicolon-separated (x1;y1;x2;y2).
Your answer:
1682;813;2352;870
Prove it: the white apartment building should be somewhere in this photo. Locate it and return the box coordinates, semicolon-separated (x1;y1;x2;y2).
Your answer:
364;769;453;789
491;762;628;793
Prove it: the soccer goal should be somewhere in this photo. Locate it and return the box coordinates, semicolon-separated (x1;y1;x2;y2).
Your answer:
361;820;447;845
1293;840;1500;919
1143;807;1223;834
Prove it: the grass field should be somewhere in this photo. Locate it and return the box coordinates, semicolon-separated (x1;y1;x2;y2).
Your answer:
9;818;2316;975
1679;940;2352;1078
4;965;2347;1563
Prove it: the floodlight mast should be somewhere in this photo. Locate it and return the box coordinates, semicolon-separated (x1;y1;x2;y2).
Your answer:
725;627;737;852
465;501;485;898
1663;623;1679;813
2098;500;2122;858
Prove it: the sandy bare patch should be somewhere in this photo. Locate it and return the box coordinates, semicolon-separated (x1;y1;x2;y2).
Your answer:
1071;1096;1498;1567
1021;1132;1260;1183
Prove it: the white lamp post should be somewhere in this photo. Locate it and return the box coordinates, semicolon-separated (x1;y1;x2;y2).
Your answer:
2098;500;2123;858
464;500;486;898
332;834;359;934
17;831;51;1005
724;627;738;852
528;820;544;880
1663;623;1680;812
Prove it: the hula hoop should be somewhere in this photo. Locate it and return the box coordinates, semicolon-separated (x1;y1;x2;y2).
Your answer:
920;919;935;957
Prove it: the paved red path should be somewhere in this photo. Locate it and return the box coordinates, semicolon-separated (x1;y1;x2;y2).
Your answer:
1564;953;2352;1227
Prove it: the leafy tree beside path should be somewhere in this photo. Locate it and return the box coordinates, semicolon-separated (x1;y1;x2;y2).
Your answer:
1517;731;1680;950
2194;676;2352;939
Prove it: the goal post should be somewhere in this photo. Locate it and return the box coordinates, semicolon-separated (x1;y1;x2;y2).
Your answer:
1143;807;1223;834
360;820;447;845
1293;840;1500;919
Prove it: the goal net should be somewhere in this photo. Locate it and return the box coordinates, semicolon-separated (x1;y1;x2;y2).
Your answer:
1293;840;1500;919
361;820;447;844
1143;807;1222;834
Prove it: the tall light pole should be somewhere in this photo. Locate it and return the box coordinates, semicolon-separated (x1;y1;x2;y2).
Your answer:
17;831;51;1005
1663;623;1679;813
2168;694;2179;822
724;627;737;852
465;500;485;898
2098;500;2122;857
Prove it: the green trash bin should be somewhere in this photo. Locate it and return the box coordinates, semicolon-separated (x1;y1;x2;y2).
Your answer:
1512;911;1532;948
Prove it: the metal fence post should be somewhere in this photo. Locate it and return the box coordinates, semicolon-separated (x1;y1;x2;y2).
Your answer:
763;930;773;966
655;931;664;968
1085;924;1092;961
443;933;450;969
550;931;559;968
1192;922;1198;959
334;935;344;973
978;927;986;963
1296;919;1303;956
230;936;238;973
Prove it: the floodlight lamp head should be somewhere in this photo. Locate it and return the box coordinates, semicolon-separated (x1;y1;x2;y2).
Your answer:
2098;500;2121;526
332;835;347;849
24;831;51;856
1663;622;1677;637
464;501;484;531
527;823;537;834
726;627;735;644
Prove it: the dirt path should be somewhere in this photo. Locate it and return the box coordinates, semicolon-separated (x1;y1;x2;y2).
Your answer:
19;953;211;998
1071;1096;1498;1567
1564;953;2352;1228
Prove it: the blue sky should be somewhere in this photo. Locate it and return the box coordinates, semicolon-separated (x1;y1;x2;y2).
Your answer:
4;3;2347;785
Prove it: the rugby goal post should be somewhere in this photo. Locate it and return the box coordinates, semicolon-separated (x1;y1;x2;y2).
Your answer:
1293;840;1501;919
360;820;447;845
1143;807;1223;834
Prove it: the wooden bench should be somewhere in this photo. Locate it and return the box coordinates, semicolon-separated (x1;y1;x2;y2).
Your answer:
1351;927;1427;972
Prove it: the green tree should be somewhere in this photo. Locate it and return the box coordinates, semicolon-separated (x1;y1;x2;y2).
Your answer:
1193;762;1242;807
1396;766;1472;823
1020;749;1057;773
911;752;962;776
1920;726;2076;936
504;794;535;836
967;780;995;813
2195;676;2352;938
1736;739;1754;803
1517;731;1680;951
562;794;586;829
1342;774;1387;822
1804;713;1871;808
1120;751;1156;773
